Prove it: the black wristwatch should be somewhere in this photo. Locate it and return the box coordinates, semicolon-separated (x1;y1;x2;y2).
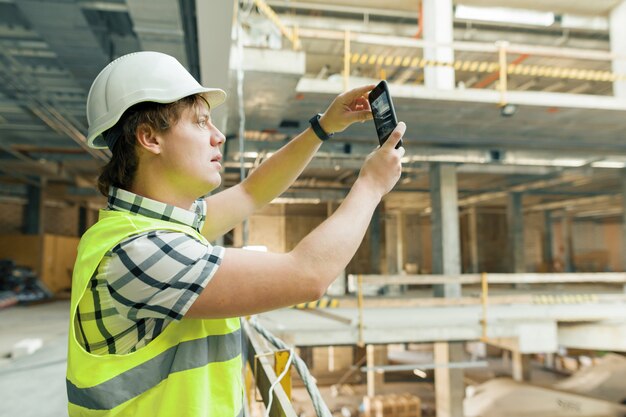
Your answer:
308;113;334;141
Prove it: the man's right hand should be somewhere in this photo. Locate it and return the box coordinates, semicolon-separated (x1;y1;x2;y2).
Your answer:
357;122;406;199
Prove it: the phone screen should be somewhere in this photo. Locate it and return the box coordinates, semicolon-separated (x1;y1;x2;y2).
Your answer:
369;81;401;148
371;93;396;143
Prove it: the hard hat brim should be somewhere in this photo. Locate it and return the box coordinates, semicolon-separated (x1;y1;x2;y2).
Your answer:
87;87;227;149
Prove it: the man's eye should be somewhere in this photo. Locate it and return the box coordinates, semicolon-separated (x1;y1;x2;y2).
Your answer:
198;119;207;128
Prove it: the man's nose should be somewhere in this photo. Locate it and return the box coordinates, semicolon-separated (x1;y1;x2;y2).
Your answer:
212;129;225;146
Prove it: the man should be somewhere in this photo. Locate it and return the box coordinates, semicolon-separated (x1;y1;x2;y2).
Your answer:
67;51;405;416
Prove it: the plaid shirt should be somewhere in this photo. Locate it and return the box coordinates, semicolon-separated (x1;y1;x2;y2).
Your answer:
75;187;224;355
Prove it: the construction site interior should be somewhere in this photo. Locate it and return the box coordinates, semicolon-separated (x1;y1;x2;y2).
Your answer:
1;1;626;416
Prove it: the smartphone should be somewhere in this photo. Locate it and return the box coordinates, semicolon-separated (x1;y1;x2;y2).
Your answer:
368;80;402;149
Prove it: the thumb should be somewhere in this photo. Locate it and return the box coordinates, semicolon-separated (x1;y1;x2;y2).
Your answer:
383;122;406;149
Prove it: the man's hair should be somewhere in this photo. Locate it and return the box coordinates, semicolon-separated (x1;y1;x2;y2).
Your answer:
97;95;205;196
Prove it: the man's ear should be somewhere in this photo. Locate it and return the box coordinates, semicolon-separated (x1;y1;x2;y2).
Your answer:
135;124;161;155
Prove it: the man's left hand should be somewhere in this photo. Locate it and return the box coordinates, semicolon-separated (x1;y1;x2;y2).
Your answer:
319;84;375;134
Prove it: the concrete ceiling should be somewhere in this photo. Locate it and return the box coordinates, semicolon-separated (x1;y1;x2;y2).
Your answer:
457;0;623;16
297;0;624;16
0;0;625;217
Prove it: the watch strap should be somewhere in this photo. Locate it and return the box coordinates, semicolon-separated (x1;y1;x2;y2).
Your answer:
308;113;333;141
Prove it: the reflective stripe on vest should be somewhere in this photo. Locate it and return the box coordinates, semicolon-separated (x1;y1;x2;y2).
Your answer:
67;329;241;410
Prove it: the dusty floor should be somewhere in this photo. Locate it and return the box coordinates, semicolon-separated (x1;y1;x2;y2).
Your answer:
0;300;69;417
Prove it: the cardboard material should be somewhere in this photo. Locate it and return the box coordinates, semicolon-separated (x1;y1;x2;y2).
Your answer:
363;393;421;417
0;234;79;293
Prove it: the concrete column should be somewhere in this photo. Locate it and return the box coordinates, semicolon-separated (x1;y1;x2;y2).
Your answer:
429;163;461;296
429;163;463;417
196;0;234;132
507;192;525;273
366;344;386;397
78;205;88;236
467;207;479;273
300;347;313;369
622;170;626;292
396;212;405;274
423;0;455;90
23;183;43;235
433;342;465;417
543;211;554;272
512;350;532;381
370;205;382;273
562;213;574;272
397;212;407;292
610;1;626;98
385;212;403;294
384;212;399;275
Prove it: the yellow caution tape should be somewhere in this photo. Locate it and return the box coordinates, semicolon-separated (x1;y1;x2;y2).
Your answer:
294;296;340;309
532;294;599;304
348;53;626;82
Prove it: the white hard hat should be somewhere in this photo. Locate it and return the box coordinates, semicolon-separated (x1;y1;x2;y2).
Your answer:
86;51;226;149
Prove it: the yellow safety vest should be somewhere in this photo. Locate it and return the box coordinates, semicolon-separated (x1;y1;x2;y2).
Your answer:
66;209;243;416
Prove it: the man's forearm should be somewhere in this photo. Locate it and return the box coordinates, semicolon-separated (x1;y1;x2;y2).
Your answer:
241;128;322;207
290;179;382;288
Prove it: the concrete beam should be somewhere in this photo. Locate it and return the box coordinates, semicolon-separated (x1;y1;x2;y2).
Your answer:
257;302;626;346
231;48;305;74
610;1;626;98
126;0;187;65
558;321;626;351
15;0;109;91
197;0;235;132
271;189;347;203
295;77;626;112
487;322;558;354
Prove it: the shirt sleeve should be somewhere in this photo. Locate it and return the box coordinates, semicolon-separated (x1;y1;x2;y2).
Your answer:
100;230;225;321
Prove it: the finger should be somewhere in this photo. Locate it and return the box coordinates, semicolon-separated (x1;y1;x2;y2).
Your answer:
343;84;376;101
354;96;369;108
349;97;371;112
347;110;374;123
382;122;406;149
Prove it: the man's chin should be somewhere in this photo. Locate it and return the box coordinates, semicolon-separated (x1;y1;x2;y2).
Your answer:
201;178;222;196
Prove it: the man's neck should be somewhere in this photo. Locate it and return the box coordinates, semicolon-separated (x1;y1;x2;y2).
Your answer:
131;166;197;211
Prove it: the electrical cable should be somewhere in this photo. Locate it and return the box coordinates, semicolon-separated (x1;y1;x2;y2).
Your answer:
249;316;333;417
263;346;294;417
